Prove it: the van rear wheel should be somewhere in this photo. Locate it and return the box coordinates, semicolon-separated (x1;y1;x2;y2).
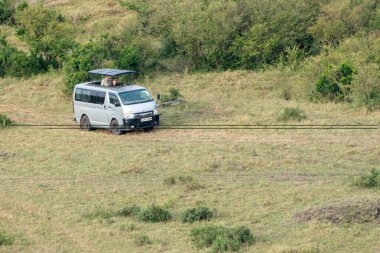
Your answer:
110;119;123;135
80;115;92;131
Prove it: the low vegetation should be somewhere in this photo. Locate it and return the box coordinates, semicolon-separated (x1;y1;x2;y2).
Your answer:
294;198;380;224
181;207;214;223
276;107;307;122
134;234;152;246
0;232;13;246
0;114;14;128
137;205;172;223
354;169;380;188
190;226;254;252
84;207;114;220
160;88;183;102
118;204;141;217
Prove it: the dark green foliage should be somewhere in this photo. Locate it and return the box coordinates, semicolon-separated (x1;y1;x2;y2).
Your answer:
137;205;172;223
160;88;183;102
0;232;13;246
118;205;141;217
0;114;14;128
315;62;357;101
354;169;380;188
15;4;75;69
190;226;254;252
277;107;307;122
0;0;14;24
63;42;105;94
181;207;214;223
134;234;152;246
0;35;42;77
115;46;140;70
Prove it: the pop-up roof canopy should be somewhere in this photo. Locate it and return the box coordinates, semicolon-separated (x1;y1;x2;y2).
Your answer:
88;68;136;76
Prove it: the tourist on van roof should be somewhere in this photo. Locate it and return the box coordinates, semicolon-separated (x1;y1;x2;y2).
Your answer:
101;76;111;87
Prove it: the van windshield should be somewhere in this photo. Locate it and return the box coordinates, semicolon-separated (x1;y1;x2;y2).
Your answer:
118;89;153;105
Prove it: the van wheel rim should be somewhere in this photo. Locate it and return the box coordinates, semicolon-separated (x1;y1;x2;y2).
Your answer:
111;120;120;134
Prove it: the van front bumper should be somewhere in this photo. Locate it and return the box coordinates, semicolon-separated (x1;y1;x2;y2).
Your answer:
122;115;160;130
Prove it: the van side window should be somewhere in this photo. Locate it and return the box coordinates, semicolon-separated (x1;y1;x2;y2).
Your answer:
75;88;106;104
82;89;91;103
109;93;120;105
75;88;83;101
90;90;106;104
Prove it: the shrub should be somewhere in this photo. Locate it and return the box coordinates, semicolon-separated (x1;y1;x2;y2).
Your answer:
190;226;254;252
118;205;141;217
84;207;114;219
160;88;183;102
181;207;214;223
15;4;75;69
354;169;380;188
163;176;176;185
138;205;172;223
315;62;357;101
0;114;14;128
134;234;152;246
0;0;15;24
63;42;105;94
0;232;12;246
277;107;306;122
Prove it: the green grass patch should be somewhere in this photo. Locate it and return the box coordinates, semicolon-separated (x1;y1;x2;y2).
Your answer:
134;234;152;246
181;207;214;223
84;207;114;219
276;107;307;122
118;205;141;217
190;226;254;252
354;169;380;188
0;114;15;129
137;205;172;223
0;232;13;246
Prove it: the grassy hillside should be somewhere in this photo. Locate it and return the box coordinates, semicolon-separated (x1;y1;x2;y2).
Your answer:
1;70;380;252
0;0;379;252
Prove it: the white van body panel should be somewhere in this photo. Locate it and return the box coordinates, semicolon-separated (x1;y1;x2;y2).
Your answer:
73;82;159;130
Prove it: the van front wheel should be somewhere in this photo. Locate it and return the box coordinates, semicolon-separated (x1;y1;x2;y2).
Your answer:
80;115;92;131
110;119;123;135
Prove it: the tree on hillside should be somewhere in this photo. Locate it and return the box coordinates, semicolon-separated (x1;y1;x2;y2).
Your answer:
15;4;75;69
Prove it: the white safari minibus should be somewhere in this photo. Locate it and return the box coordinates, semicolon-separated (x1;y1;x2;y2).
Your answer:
73;69;159;135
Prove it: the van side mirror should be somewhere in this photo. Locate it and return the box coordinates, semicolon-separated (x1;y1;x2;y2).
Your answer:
157;94;161;100
115;100;121;107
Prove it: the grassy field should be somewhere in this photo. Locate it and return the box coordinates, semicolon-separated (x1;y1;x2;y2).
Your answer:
0;71;379;252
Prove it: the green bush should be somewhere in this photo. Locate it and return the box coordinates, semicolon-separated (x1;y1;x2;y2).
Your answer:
0;114;14;128
15;4;75;69
63;42;105;94
0;0;16;24
277;107;306;122
354;169;380;188
118;205;141;217
190;226;254;252
0;37;42;77
160;88;183;102
137;205;172;223
0;232;13;246
181;207;214;223
315;62;357;101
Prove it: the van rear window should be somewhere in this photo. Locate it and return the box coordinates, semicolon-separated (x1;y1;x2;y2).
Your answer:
75;88;106;105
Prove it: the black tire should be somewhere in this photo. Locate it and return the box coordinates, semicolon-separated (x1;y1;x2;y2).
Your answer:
110;119;123;135
80;115;92;131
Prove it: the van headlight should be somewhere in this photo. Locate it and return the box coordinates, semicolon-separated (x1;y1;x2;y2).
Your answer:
123;112;136;119
153;109;159;115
